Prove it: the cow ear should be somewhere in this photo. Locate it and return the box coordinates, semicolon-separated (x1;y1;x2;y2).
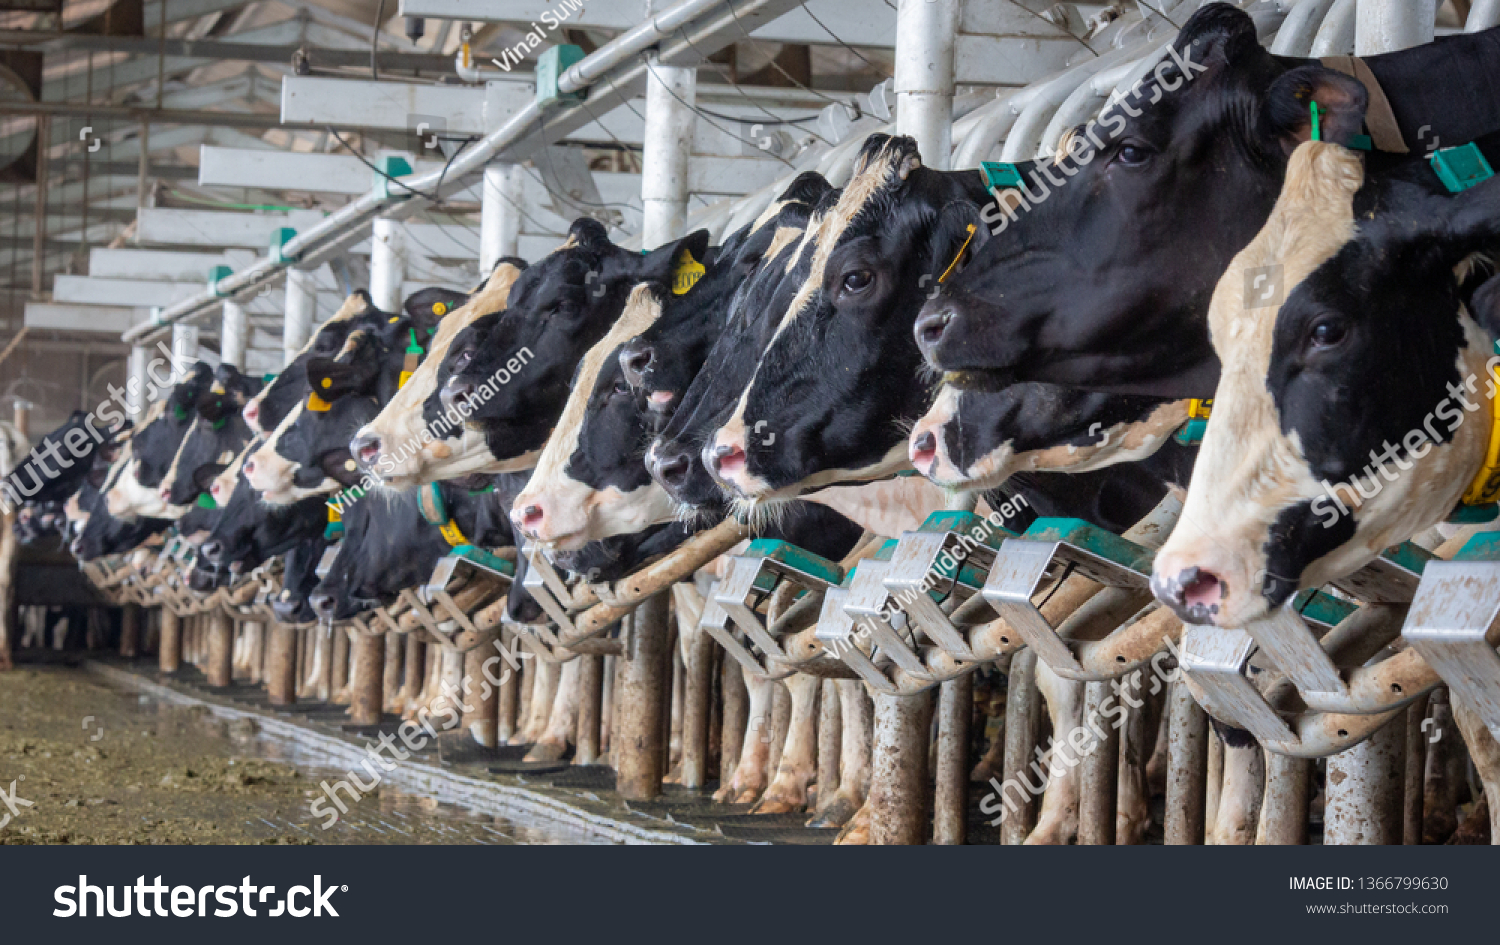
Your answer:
567;217;612;252
318;448;364;487
925;202;989;288
305;354;375;402
404;287;471;330
640;230;711;287
1263;65;1369;154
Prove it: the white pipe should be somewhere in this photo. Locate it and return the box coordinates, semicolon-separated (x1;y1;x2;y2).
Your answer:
1309;0;1357;55
1270;0;1339;56
171;325;199;381
1355;0;1435;54
1000;53;1122;163
283;268;317;367
479;164;523;273
1468;0;1500;31
127;346;149;422
369;218;407;313
642;53;697;247
894;0;957;170
219;299;248;371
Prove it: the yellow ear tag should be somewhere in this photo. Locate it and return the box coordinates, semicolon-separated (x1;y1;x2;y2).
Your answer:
307;392;332;412
439;518;468;547
320;377;332;389
327;504;342;524
671;248;706;295
388;316;399;324
398;370;414;389
433;302;448;316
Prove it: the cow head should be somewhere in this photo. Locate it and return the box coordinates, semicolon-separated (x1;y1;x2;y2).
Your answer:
199;440;329;577
1152;143;1500;628
243;291;378;434
702;134;987;505
908;382;1189;490
426;222;707;476
3;410;101;509
105;363;214;519
350;262;524;489
916;4;1376;398
160;363;262;507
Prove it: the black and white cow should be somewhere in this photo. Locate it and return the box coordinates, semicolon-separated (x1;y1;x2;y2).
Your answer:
104;363;215;520
159;364;262;508
916;3;1500;398
1153;141;1500;628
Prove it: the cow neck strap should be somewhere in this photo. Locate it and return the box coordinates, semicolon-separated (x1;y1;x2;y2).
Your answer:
1318;56;1409;154
416;481;474;547
1173;398;1213;446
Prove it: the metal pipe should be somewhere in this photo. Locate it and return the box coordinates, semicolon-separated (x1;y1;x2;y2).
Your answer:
1468;0;1500;31
642;54;697;246
30;115;47;299
283;268;316;366
1000;649;1041;843
479;164;523;274
932;671;970;844
462;647;497;747
894;0;957;170
1403;697;1429;844
721;650;748;785
267;624;297;705
1323;712;1405;844
219;298;248;370
1270;0;1340;56
868;690;931;844
350;631;386;726
575;652;604;766
495;631;519;743
127;346;149;421
1165;681;1207;844
816;678;842;811
1355;0;1436;54
616;592;671;799
1257;753;1310;844
206;612;233;687
679;627;714;788
119;604;140;659
170;325;198;379
158;608;180;672
369;218;407;313
1077;680;1119;845
1309;0;1358;55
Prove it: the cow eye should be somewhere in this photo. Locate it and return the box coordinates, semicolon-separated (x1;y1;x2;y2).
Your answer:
1309;318;1348;348
1115;143;1152;166
453;349;474;373
842;270;874;294
612;380;631;396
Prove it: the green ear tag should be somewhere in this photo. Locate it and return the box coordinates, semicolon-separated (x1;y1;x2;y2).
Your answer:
211;417;227;431
173;404;189;422
196;493;217;510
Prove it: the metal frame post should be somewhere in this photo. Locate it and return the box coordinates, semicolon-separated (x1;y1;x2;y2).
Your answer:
1165;681;1208;844
171;324;199;381
895;0;957;170
267;624;297;705
283;267;317;365
350;631;386;725
1324;712;1405;844
127;346;150;421
617;592;672;799
158;608;180;672
641;51;696;247
480;163;523;273
369;217;407;313
220;298;248;370
206;612;233;687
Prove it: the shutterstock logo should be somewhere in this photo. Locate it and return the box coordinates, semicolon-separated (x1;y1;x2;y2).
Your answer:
53;876;345;918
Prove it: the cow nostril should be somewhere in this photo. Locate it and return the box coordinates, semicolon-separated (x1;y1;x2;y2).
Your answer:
440;378;476;414
912;430;938;467
1181;568;1224;611
713;444;746;477
915;309;954;349
200;540;222;563
522;505;544;534
621;347;654;386
655;453;690;487
243;460;256;477
310;593;335;616
352;434;382;466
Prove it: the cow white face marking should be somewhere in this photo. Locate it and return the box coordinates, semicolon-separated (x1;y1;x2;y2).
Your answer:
354;264;523;489
1153;143;1495;628
513;285;674;549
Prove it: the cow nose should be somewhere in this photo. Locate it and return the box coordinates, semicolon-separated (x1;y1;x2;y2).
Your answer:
914;307;955;354
310;590;337;618
711;442;747;477
351;433;382;467
199;539;223;564
1150;566;1226;625
648;449;691;489
243;401;260;428
159;486;172;501
513;504;544;538
440;376;475;415
242;459;256;477
620;344;654;388
911;430;938;469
